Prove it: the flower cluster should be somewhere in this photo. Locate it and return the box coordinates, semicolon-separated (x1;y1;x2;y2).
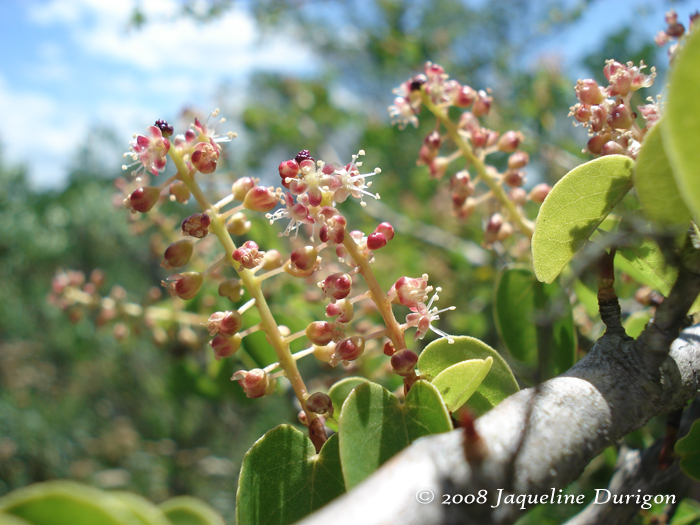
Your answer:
568;61;657;159
655;9;699;60
389;61;545;242
108;110;462;449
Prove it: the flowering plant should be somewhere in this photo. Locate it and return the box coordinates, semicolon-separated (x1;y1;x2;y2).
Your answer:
25;9;700;525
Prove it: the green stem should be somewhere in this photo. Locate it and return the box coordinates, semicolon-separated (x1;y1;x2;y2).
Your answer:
342;236;407;351
420;92;534;238
168;148;321;432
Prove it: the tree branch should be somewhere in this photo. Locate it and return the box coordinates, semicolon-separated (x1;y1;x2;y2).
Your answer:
301;324;700;525
564;399;700;525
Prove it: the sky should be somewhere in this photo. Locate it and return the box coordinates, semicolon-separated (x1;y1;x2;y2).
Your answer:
0;0;690;190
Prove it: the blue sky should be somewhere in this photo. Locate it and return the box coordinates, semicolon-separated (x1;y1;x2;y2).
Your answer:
0;0;690;189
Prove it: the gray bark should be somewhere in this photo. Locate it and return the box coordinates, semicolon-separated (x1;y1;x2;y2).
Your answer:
301;325;700;525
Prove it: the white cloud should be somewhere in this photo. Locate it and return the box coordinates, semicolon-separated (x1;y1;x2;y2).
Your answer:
13;0;316;188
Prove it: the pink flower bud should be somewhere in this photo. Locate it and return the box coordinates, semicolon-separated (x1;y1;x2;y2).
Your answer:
604;60;625;81
226;212;251;236
169;180;190;204
161;240;194;269
393;275;429;308
231;177;256;201
484;213;503;244
587;134;610;155
509;187;527;205
232;369;269;398
391;349;419;376
326;298;354;323
306;321;335;346
607;104;633;130
374;222;395;241
575;79;605;105
207;310;243;337
191;141;220;174
261;249;283;270
572;104;592;123
320;272;353;300
429;157;449;179
497;131;523;153
182;213;211;238
459;112;479;133
244;186;279;212
210;333;241;360
507;151;529;170
451;171;474;201
496;222;514;241
601;141;624;156
306;392;334;417
291;246;319;272
127;186;161;213
383;341;396;356
367;232;387;250
503;170;526;187
454;85;476;107
278;159;300;189
218;278;242;302
335;336;365;361
589;105;608;133
666;22;685;38
233;240;264;269
313;343;336;363
608;70;632;97
457;198;476;220
162;272;203;300
319;215;347;245
528;183;551;204
472;90;492;117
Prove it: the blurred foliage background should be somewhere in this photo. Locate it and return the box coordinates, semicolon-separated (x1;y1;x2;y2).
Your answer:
0;0;678;523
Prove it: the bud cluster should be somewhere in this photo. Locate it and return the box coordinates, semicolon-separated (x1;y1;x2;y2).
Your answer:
389;61;543;242
654;9;699;60
568;61;657;159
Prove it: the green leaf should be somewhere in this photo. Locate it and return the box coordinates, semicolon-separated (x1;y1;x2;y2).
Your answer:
236;426;344;525
339;381;452;489
0;481;139;525
418;336;519;416
676;420;700;481
326;377;369;431
532;155;635;283
160;497;224;525
494;266;576;378
111;493;171;525
616;241;700;315
0;515;31;525
432;357;492;412
634;119;691;226
623;311;651;339
664;26;700;221
671;499;700;525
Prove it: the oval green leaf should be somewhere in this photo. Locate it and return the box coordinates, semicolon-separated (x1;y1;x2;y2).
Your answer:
494;266;576;379
532;155;634;283
634;120;691;226
339;380;452;489
432;357;492;412
664;26;700;221
418;336;519;416
0;481;139;525
326;377;369;431
236;426;344;525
